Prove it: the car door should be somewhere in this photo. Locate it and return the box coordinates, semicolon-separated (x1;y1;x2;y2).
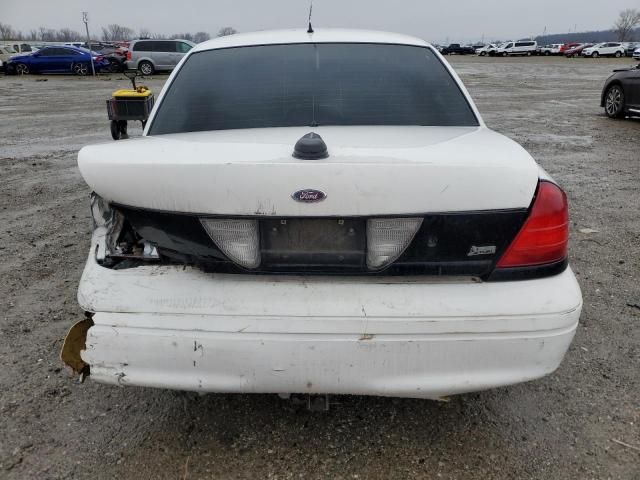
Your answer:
57;47;81;72
174;41;193;65
624;68;640;108
602;43;614;55
28;47;56;72
152;41;174;70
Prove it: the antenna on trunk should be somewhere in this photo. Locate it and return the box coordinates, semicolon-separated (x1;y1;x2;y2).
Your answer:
307;0;314;33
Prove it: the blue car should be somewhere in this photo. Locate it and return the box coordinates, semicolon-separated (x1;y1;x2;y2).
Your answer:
5;45;109;75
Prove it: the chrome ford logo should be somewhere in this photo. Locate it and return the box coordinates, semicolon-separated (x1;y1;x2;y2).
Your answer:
292;189;327;203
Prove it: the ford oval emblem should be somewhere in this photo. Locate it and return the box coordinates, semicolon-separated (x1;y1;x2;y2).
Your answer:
292;189;327;203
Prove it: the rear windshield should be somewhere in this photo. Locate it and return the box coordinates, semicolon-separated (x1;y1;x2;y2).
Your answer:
149;43;478;135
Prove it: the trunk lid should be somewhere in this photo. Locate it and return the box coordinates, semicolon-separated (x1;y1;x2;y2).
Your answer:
78;126;538;216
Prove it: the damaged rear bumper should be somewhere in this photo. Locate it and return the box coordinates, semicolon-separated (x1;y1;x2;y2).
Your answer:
75;231;582;399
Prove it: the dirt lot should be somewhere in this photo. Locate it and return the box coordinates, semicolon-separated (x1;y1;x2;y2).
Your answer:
1;56;639;479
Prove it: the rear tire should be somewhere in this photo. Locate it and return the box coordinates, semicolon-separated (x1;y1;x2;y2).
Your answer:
73;63;89;76
614;51;622;58
139;61;154;76
604;85;625;119
15;63;29;75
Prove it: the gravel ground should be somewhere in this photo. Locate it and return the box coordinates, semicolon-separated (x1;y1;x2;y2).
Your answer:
1;56;639;479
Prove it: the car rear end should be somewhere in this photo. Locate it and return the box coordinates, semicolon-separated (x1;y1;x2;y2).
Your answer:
70;30;581;399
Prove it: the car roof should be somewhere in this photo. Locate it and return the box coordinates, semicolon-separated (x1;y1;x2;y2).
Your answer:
192;28;430;53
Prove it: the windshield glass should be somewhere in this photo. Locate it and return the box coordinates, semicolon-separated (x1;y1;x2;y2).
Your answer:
149;43;479;135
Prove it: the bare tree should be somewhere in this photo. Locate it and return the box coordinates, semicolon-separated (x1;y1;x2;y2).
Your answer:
58;28;81;42
138;28;153;39
101;24;135;42
193;31;211;43
614;8;640;42
170;32;194;41
38;27;58;42
217;27;237;37
0;22;15;40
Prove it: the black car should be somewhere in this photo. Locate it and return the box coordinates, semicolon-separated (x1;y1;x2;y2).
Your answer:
601;64;640;118
625;42;640;57
441;43;476;55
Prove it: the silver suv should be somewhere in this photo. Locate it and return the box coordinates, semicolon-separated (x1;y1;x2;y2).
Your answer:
126;39;195;75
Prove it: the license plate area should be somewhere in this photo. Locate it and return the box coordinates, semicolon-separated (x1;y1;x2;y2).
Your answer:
260;218;366;270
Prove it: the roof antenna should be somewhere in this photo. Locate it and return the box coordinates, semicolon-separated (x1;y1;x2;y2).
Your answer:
307;0;314;33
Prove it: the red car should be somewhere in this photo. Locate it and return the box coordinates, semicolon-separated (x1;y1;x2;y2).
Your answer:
564;43;592;57
560;42;581;54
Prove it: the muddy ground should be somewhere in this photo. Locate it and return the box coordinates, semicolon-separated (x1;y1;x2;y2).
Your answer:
1;56;639;479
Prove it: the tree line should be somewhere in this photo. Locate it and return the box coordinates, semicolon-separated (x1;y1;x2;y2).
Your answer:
0;22;237;43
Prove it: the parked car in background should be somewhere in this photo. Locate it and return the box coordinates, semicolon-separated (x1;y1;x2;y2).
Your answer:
601;63;640;118
125;39;195;75
564;43;592;57
499;40;537;56
539;44;564;56
71;29;582;400
82;42;128;72
634;47;640;60
560;42;581;54
4;45;109;75
476;43;499;56
440;43;475;55
583;42;625;58
9;43;37;55
624;42;640;57
0;45;17;69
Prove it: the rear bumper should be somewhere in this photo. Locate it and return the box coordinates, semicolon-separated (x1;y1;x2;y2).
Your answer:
77;232;582;399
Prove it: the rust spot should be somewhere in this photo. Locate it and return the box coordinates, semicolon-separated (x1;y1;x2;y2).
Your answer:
359;333;375;341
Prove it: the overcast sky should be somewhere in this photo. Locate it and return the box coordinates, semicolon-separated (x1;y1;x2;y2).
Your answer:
3;0;638;43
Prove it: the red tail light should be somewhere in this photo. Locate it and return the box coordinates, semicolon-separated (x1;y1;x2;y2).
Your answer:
496;181;569;268
126;50;132;61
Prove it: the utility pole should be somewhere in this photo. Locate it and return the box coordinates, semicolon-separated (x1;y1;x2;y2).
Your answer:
82;11;96;76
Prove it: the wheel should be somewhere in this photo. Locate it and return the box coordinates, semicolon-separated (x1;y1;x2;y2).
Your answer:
102;59;115;73
139;61;154;76
73;63;89;75
604;85;625;118
544;51;550;56
592;51;599;58
503;52;509;57
118;120;128;139
15;63;29;75
110;120;121;140
479;51;486;56
527;51;532;56
614;51;622;58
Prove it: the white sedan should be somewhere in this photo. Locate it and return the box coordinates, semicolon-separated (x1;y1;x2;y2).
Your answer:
65;29;582;400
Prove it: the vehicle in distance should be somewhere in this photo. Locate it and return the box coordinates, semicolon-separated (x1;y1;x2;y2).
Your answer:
476;43;498;56
0;45;17;71
564;43;592;57
498;40;537;56
601;63;640;118
583;42;625;58
634;47;640;60
539;44;564;55
82;42;128;72
4;45;109;75
125;39;195;75
624;42;640;57
71;29;582;400
440;43;475;55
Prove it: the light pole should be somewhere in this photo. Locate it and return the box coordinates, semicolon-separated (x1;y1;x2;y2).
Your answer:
82;11;96;76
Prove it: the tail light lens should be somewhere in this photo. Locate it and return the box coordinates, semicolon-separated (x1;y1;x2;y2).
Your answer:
366;218;423;269
200;219;261;269
126;50;132;61
496;181;569;268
